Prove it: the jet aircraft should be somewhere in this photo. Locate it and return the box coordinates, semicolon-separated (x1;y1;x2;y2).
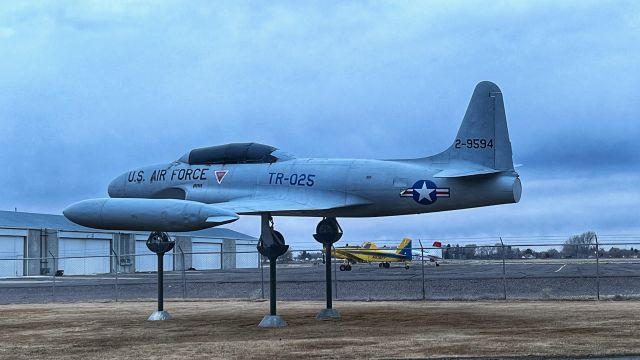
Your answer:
333;238;413;271
64;81;521;260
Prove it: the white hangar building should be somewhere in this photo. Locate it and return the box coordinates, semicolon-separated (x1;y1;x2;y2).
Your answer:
0;210;258;278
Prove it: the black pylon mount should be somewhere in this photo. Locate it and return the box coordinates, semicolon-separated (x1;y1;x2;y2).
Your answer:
313;217;342;320
146;232;175;321
257;214;288;328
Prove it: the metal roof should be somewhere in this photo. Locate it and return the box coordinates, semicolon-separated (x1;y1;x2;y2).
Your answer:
0;210;256;241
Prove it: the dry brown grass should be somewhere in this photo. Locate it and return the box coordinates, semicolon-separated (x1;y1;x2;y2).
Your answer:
0;300;639;359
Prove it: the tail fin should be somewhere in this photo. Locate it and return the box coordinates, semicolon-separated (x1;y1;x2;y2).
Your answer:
396;238;412;260
431;81;514;175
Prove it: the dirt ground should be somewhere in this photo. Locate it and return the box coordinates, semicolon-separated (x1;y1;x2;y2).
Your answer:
0;300;639;359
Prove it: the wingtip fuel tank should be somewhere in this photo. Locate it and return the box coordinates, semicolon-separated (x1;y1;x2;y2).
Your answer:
63;198;239;232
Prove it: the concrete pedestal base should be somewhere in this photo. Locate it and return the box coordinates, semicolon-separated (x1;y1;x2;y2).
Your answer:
258;315;287;328
148;310;171;321
316;308;340;320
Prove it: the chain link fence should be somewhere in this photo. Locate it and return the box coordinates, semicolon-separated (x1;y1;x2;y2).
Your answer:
1;234;639;304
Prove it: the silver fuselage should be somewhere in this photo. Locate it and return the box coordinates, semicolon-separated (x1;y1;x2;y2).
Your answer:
108;158;521;218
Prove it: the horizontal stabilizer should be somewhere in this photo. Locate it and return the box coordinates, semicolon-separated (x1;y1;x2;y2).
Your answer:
433;166;502;178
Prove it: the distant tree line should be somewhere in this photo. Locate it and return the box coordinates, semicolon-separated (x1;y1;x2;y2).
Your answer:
267;249;324;264
443;231;639;260
263;231;640;263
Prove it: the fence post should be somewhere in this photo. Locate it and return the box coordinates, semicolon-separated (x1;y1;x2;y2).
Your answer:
333;246;338;300
48;251;56;302
110;248;119;302
419;239;426;300
178;246;186;299
595;234;600;300
500;237;507;300
260;255;265;299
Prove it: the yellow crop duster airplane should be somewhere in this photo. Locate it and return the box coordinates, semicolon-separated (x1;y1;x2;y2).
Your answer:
333;238;413;271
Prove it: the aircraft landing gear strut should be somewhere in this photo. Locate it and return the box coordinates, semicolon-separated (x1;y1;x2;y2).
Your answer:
313;217;343;320
257;214;289;328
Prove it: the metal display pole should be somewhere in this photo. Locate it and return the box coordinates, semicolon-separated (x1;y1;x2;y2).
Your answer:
269;258;277;315
325;243;333;308
157;254;164;311
258;252;286;328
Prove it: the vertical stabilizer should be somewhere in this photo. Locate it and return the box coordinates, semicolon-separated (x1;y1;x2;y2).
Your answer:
396;238;412;260
432;81;514;171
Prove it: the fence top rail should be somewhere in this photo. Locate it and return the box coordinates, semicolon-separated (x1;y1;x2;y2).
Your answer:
0;250;260;261
3;241;640;261
293;240;640;249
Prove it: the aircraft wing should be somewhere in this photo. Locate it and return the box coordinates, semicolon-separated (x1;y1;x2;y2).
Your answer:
214;190;371;215
335;250;366;263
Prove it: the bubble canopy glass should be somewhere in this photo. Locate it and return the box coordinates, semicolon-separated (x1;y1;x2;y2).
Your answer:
178;142;293;165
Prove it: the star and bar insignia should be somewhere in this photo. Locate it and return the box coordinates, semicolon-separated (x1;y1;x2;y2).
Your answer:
400;180;450;205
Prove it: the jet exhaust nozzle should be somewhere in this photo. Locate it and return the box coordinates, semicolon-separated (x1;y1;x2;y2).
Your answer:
63;198;239;232
486;174;522;205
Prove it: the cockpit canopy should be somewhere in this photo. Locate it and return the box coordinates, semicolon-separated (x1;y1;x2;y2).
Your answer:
178;142;291;165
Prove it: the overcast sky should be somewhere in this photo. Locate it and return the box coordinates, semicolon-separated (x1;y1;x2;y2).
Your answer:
1;1;639;247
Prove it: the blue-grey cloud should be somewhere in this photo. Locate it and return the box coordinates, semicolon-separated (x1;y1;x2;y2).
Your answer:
1;1;639;244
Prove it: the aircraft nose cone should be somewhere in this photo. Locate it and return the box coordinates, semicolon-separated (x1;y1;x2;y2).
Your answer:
108;173;127;198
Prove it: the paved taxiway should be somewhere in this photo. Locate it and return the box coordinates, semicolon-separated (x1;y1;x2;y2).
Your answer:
0;260;638;303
